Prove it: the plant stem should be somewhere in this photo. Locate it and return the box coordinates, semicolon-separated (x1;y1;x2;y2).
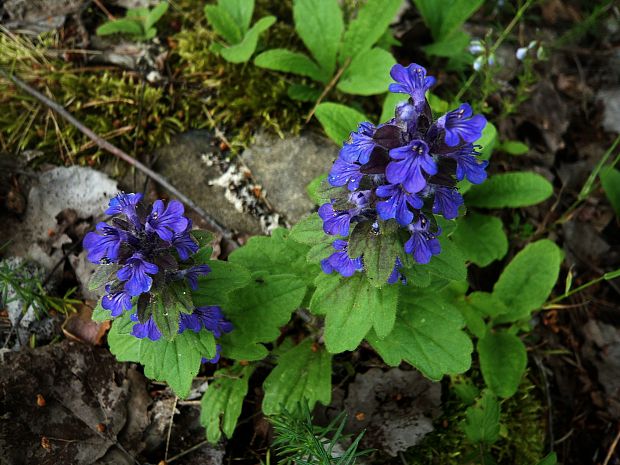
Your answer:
545;267;620;306
305;57;352;124
0;69;239;247
454;0;535;103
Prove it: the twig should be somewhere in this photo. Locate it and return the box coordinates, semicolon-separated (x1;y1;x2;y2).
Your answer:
305;57;352;124
0;69;239;247
92;0;116;21
164;396;178;461
166;439;211;464
603;426;620;465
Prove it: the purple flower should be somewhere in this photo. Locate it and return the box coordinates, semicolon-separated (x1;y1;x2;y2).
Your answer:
328;158;363;191
387;258;406;285
320;240;363;278
432;186;464;220
101;285;133;317
172;221;199;261
449;144;488;184
340;122;376;164
117;253;159;296
83;223;124;263
318;202;354;236
388;63;436;106
105;192;143;223
146;200;189;242
202;344;222;364
182;265;212;291
376;184;423;226
436;104;486;147
387;140;437;194
179;306;233;337
404;217;441;264
130;314;162;341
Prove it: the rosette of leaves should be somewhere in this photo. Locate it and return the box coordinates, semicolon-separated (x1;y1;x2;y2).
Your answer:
254;0;401;102
204;0;276;63
96;2;169;42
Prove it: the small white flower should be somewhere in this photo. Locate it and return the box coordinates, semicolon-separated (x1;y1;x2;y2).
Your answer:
516;47;528;61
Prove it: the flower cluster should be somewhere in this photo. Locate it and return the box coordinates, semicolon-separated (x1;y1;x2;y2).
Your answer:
84;193;232;362
319;63;488;281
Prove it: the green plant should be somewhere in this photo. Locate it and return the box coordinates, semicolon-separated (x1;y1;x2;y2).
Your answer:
204;0;276;63
271;406;370;465
96;2;169;41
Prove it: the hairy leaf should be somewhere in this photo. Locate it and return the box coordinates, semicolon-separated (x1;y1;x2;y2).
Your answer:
204;4;243;44
461;390;501;443
254;49;328;83
452;213;508;267
315;102;369;145
465;172;553;208
337;47;396;96
478;331;527;398
221;16;275;63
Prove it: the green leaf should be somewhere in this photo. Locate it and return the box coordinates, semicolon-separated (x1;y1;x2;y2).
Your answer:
423;236;467;282
228;228;318;285
288;83;322;102
437;0;483;40
340;0;402;61
293;0;343;77
452;377;480;405
289;213;327;246
108;312;216;398
200;364;253;443
306;242;334;264
371;283;399;339
311;274;380;353
337;47;396;96
452;213;508;267
493;240;562;323
314;102;369;145
380;92;408;124
535;452;558;465
461;390;500;444
465;172;553;208
91;300;113;322
306;174;328;204
262;339;332;415
500;140;529;155
96;18;144;37
600;166;620;217
367;290;473;379
454;297;487;339
466;291;509;318
190;230;213;248
144;1;169;31
221;16;276;63
348;220;401;286
218;0;254;34
254;49;327;82
221;273;306;359
423;30;470;58
88;264;119;291
476;121;497;161
427;92;449;115
204;4;243;44
192;260;251;306
478;331;527;398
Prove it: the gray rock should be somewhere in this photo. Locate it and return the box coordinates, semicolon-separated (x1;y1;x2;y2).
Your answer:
597;87;620;134
153;131;264;235
69;250;100;301
2;166;117;277
562;220;610;266
2;0;82;33
343;368;441;457
241;130;337;223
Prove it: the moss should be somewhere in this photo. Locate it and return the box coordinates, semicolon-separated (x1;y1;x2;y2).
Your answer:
404;374;546;465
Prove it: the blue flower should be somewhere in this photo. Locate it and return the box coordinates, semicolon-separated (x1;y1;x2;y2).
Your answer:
172;222;199;261
179;305;233;337
146;200;189;242
376;183;423;226
321;240;363;277
386;140;437;194
340;122;376;164
328;158;363;191
105;192;143;225
318;202;354;236
101;285;133;317
432;186;464;220
449;144;488;184
436;104;487;147
388;63;436;106
130;314;162;341
404;217;441;264
202;344;222;364
117;253;159;296
387;258;406;285
83;223;124;263
182;265;212;291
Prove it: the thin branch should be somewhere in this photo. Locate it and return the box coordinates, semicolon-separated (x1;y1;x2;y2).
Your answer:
164;396;178;462
603;425;620;465
305;57;352;124
0;69;239;247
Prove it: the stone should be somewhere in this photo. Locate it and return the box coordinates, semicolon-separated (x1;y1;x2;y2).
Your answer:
241;130;337;223
597;87;620;134
2;0;82;33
